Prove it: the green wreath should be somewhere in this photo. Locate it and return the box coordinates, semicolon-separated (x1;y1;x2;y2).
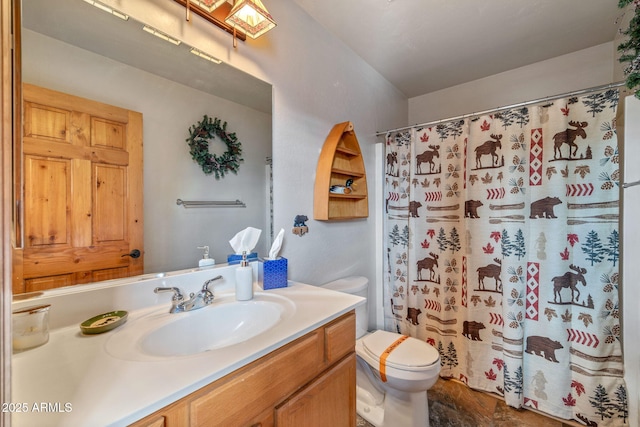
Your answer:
186;115;243;179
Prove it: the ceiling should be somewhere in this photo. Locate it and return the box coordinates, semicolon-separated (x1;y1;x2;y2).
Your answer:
294;0;622;98
23;0;622;103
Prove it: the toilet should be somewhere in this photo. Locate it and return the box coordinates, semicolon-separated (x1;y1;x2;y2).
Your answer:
322;276;441;427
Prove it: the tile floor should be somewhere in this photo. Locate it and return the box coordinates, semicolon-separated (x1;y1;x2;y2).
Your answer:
356;378;577;427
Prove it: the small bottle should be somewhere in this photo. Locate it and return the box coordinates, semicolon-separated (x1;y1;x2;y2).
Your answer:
198;246;215;268
235;251;253;301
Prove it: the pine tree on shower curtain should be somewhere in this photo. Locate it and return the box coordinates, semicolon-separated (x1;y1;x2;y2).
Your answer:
384;89;628;426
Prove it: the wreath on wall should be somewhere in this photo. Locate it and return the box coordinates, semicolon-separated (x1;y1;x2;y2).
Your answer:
618;0;640;98
186;115;243;179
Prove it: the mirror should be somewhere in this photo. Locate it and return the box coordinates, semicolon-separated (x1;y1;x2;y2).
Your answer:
17;0;272;294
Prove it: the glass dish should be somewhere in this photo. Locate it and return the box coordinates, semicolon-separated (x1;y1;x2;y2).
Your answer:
12;304;51;352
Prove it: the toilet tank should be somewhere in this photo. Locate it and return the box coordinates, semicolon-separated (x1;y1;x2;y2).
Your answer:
322;276;369;338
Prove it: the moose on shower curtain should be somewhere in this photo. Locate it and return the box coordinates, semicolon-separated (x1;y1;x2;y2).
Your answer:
384;88;628;426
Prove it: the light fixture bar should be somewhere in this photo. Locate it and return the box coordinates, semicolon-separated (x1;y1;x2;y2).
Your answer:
189;48;222;64
82;0;129;21
142;25;182;46
190;0;229;13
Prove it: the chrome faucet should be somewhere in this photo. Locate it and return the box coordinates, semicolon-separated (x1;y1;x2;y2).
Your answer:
154;275;223;313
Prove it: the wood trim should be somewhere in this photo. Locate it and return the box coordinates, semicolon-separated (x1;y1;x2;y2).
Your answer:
11;0;19;250
171;0;246;42
21;243;132;277
23;138;130;165
127;111;144;276
22;83;132;122
1;0;16;424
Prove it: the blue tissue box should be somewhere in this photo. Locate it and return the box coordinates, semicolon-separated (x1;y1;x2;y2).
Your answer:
227;252;258;265
258;257;288;290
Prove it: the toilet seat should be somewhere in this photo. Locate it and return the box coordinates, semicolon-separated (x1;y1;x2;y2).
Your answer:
360;330;439;372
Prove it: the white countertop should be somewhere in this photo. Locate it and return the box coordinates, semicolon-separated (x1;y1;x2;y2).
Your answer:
11;280;363;427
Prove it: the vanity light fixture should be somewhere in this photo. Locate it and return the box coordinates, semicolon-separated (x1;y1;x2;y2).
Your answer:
82;0;129;20
225;0;276;46
190;48;223;64
175;0;276;48
184;0;228;22
189;0;229;13
142;25;182;46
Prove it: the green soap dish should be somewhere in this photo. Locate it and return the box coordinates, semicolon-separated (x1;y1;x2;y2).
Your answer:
80;311;128;335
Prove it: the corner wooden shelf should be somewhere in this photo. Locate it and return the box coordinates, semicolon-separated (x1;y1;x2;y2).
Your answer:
314;121;368;220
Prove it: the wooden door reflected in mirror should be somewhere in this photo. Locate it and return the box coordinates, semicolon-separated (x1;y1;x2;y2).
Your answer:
13;84;143;294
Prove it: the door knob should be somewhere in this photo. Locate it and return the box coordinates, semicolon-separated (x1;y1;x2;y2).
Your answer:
122;249;141;259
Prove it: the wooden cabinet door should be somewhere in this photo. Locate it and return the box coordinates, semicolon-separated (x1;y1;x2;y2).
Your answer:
13;84;143;293
190;331;323;427
275;354;356;427
128;401;189;427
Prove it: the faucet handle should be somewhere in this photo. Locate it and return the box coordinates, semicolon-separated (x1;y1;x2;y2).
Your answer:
154;287;184;302
200;275;222;305
202;275;223;291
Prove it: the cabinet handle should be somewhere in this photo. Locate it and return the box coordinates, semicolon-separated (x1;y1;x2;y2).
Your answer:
250;424;262;427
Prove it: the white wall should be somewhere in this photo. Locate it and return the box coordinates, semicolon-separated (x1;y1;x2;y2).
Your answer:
95;0;408;330
408;42;614;125
22;30;272;273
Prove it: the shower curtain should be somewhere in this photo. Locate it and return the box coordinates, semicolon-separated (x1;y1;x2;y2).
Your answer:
384;88;628;426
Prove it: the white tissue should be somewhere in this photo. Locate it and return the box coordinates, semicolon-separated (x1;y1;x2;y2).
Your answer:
229;227;262;255
268;228;285;259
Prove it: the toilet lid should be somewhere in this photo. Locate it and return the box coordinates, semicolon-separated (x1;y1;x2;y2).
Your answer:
362;330;440;370
322;276;368;293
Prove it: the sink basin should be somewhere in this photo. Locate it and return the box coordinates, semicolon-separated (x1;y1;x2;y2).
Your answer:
106;293;296;360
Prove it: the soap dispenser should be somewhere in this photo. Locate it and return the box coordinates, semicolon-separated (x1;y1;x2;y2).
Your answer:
235;251;253;301
198;246;215;268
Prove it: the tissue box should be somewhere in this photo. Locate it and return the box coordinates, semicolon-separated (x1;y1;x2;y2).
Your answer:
258;257;288;290
227;252;258;265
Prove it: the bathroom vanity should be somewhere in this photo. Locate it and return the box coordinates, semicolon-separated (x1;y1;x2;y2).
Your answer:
10;265;364;426
131;312;355;427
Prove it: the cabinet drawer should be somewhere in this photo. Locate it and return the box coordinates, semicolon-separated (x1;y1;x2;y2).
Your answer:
190;330;323;426
129;416;165;427
324;312;355;364
128;401;188;427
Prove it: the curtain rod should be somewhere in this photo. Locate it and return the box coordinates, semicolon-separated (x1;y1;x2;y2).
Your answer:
376;81;626;137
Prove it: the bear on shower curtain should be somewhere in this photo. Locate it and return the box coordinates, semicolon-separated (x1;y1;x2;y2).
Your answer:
384;88;628;426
